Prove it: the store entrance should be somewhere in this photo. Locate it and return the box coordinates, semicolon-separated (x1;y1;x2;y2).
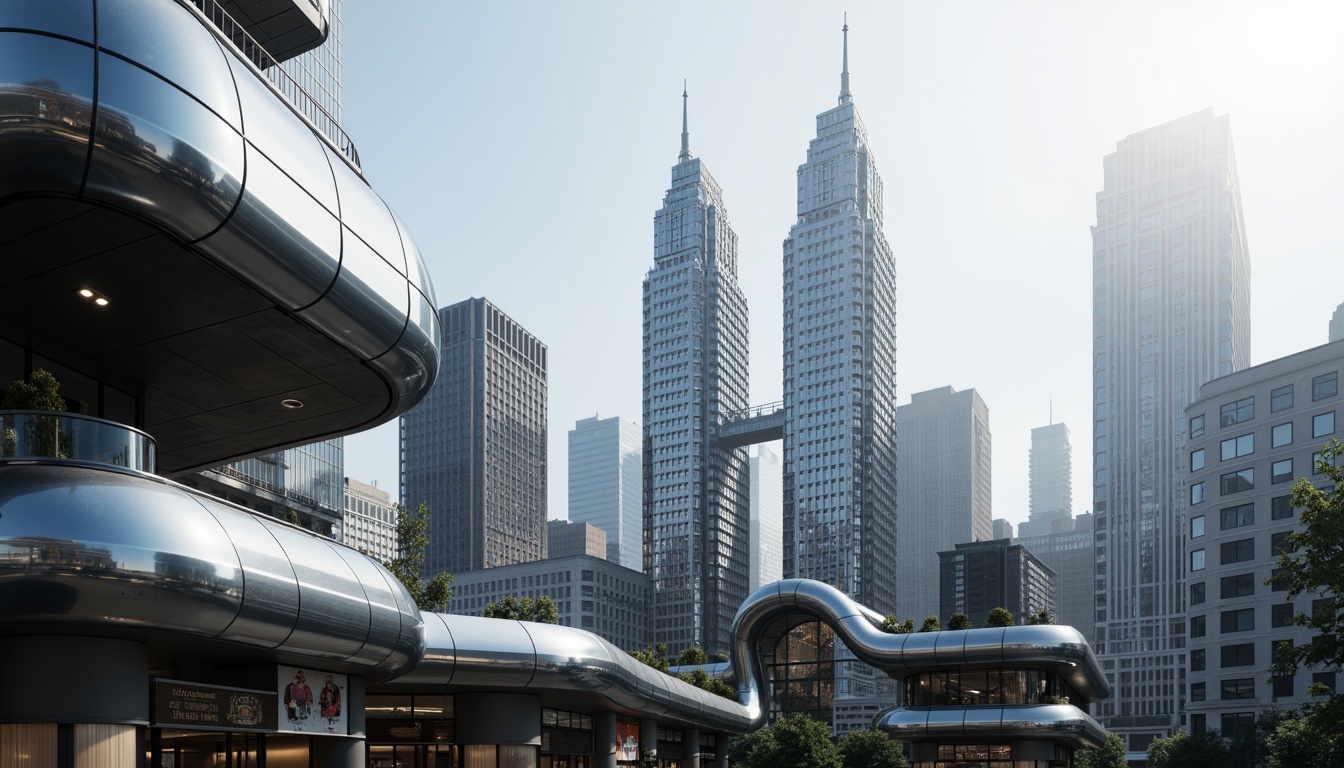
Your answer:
368;743;457;768
154;730;262;768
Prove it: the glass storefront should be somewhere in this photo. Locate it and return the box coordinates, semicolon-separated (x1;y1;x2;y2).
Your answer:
367;695;455;768
904;669;1079;708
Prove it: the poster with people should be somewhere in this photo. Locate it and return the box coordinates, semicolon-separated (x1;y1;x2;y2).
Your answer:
615;720;639;762
277;665;347;735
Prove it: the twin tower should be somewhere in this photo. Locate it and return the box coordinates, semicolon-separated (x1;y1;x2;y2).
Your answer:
642;24;898;655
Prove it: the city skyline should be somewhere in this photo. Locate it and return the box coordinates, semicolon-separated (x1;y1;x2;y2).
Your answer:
342;2;1344;531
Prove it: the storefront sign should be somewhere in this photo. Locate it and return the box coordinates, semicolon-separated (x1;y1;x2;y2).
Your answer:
153;679;277;732
277;665;348;735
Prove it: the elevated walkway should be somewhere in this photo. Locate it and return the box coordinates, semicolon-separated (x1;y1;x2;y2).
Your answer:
717;401;784;448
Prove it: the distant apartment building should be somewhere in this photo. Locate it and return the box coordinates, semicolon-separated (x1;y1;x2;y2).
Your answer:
1018;422;1073;537
568;415;641;569
401;297;548;576
1183;339;1342;739
1092;110;1251;743
749;444;784;592
343;477;397;562
548;519;607;560
895;386;993;624
450;555;650;652
1015;513;1096;636
939;539;1056;627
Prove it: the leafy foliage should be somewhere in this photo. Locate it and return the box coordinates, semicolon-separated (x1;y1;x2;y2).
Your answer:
1145;729;1229;768
381;503;454;612
629;643;670;673
882;616;914;633
730;713;841;768
1073;733;1126;768
1265;704;1344;768
947;613;972;630
838;728;909;768
628;643;735;699
2;368;66;411
918;616;941;632
1026;608;1055;625
678;646;709;666
676;667;736;699
484;595;559;623
984;607;1014;627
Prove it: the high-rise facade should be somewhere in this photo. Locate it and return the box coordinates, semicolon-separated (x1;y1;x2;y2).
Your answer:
343;477;398;563
782;23;897;618
894;386;993;624
749;443;784;592
1330;301;1344;343
1015;512;1097;637
938;539;1056;627
1018;422;1073;538
643;90;750;654
401;298;548;576
568;414;642;569
1091;110;1251;742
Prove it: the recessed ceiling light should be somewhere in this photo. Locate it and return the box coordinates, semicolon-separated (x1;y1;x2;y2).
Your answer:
280;399;304;410
94;297;109;306
78;289;94;298
76;287;109;307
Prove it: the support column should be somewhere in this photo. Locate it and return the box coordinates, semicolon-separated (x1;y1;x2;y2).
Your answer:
683;728;700;768
713;733;729;768
594;713;617;768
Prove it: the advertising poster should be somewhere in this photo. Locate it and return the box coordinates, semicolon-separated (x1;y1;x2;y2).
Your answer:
277;665;347;735
616;720;639;762
153;679;276;732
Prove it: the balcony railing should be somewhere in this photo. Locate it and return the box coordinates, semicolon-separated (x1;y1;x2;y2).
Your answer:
184;0;361;171
0;411;156;473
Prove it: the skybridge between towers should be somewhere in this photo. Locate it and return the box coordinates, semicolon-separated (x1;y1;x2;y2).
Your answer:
717;401;785;448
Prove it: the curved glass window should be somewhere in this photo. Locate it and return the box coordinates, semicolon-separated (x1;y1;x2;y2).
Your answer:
904;668;1079;707
767;619;834;725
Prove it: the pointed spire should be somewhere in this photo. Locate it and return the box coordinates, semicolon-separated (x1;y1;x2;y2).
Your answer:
679;80;692;162
839;13;852;105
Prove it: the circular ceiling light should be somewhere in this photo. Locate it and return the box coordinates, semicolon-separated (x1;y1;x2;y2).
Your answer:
280;399;304;410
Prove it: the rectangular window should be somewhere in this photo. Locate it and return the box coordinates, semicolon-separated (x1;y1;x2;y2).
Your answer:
1271;384;1295;412
1272;495;1293;520
1314;372;1338;401
1191;681;1206;702
1191;581;1206;605
1191;713;1207;734
1191;482;1206;505
1221;396;1255;426
1191;648;1206;671
1223;713;1256;740
1274;673;1295;698
1272;568;1289;592
1313;672;1337;693
1272;458;1294;484
1222;538;1255;564
1191;615;1206;637
1220;573;1255;599
1272;422;1293;448
1191;448;1206;472
1191;515;1205;538
1221;433;1255;461
1190;414;1206;438
1272;602;1294;627
1315;411;1336;438
1221;643;1256;668
1221;468;1254;495
1221;608;1255;633
1191;549;1206;571
1271;531;1297;555
1220;503;1254;530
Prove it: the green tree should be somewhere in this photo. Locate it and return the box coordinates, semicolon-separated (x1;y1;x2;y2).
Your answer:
918;616;941;632
3;368;68;457
730;713;841;768
2;368;65;411
1266;706;1344;768
676;667;736;699
1073;733;1126;768
381;503;453;612
483;595;559;623
947;613;972;630
1026;608;1054;625
984;607;1014;627
629;643;670;673
882;616;914;633
677;646;709;666
839;728;909;768
1146;729;1229;768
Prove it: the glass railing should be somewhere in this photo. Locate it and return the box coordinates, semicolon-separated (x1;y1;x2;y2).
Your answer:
0;411;156;473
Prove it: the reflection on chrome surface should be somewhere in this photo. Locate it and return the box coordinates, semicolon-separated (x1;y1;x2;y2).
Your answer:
0;411;156;471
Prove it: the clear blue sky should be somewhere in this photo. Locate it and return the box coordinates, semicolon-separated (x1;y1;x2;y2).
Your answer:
340;1;1344;528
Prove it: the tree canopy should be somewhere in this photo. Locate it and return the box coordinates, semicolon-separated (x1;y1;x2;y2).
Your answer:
1145;729;1229;768
882;616;914;633
484;595;559;623
381;503;453;612
1073;733;1126;768
628;643;735;699
1;368;65;411
984;607;1014;627
947;613;972;630
918;616;941;632
730;713;841;768
1026;608;1055;625
838;728;909;768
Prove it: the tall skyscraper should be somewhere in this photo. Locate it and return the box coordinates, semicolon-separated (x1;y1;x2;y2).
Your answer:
1018;422;1073;537
343;477;398;563
1092;110;1251;742
938;539;1056;627
749;444;784;592
643;89;751;654
401;297;549;575
782;21;898;617
894;386;993;624
568;414;642;569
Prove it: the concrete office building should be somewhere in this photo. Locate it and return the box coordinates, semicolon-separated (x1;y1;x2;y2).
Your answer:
992;518;1015;540
1018;423;1073;537
548;519;607;560
1015;512;1097;637
343;477;398;563
1331;301;1344;343
401;297;549;576
568;414;641;569
749;444;784;592
1183;339;1343;740
643;89;751;655
1091;109;1251;749
895;386;994;625
938;539;1056;627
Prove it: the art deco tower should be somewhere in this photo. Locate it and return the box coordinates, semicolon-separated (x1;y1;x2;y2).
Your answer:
782;23;897;616
1092;110;1250;740
643;90;751;654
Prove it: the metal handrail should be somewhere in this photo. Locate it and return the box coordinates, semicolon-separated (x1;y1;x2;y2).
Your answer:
183;0;361;172
722;400;784;422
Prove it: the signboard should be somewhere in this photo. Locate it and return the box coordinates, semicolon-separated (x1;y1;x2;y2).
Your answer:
616;721;639;762
153;680;276;732
278;665;348;735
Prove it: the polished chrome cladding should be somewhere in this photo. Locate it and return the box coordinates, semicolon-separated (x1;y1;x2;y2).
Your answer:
876;704;1108;750
0;0;438;469
1;411;156;472
0;463;424;678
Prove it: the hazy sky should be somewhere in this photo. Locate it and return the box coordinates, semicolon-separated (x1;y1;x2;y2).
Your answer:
340;1;1344;529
